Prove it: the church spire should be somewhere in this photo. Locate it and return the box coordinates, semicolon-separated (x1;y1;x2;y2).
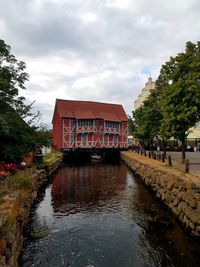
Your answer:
148;73;152;82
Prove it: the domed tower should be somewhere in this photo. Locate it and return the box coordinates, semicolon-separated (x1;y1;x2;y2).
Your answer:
133;76;156;111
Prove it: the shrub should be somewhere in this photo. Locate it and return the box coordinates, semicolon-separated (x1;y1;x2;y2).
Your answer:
0;216;14;236
0;192;5;205
0;163;17;180
11;175;33;190
0;170;10;180
3;163;17;174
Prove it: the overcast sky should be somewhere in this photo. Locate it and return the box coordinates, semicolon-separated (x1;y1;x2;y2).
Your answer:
0;0;200;127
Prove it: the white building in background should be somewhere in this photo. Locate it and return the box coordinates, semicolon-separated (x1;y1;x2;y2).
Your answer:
134;76;156;110
188;122;200;145
133;76;200;146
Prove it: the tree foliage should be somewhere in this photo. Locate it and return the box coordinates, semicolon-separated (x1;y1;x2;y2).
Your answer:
130;41;200;159
0;39;28;107
0;39;50;162
0;104;36;161
156;41;200;159
128;115;135;136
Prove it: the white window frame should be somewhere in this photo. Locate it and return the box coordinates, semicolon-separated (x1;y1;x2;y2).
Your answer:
81;133;88;142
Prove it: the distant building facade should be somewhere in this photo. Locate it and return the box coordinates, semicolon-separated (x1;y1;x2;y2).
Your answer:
52;99;128;150
134;77;156;110
188;122;200;145
133;77;200;145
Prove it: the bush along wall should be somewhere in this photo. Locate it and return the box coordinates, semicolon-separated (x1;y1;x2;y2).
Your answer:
0;153;62;266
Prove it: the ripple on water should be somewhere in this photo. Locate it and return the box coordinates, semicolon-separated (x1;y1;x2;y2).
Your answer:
20;162;200;267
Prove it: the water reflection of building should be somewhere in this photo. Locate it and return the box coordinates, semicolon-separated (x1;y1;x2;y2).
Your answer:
130;178;200;267
51;163;127;213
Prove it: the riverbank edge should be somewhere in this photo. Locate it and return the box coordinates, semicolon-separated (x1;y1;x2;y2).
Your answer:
121;151;200;237
0;153;63;267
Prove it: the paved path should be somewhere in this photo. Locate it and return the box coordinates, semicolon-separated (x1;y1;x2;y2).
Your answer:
166;151;200;177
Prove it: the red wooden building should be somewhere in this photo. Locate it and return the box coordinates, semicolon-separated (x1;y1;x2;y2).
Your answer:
52;99;128;150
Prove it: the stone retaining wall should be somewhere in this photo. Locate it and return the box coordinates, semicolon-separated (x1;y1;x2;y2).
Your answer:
44;158;62;177
121;151;200;237
0;155;62;267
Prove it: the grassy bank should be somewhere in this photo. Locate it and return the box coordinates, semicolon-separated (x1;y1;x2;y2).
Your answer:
0;150;63;265
41;149;62;167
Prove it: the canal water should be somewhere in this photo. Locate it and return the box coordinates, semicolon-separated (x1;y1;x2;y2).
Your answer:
20;161;200;267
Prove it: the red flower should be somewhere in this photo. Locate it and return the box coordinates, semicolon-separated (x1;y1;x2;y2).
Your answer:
0;170;10;178
1;163;17;174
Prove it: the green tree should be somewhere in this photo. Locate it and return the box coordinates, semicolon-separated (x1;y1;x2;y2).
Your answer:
156;41;200;161
0;39;28;107
128;115;135;136
0;39;41;126
0;39;49;162
0;104;36;161
133;90;162;147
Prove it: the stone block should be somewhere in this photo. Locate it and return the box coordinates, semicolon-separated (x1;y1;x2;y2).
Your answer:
192;183;200;190
156;192;161;198
184;206;200;224
160;190;166;201
184;195;196;206
0;256;6;265
173;198;180;207
196;225;200;234
177;201;186;212
0;238;7;255
186;219;195;230
182;202;189;213
172;206;180;217
179;212;184;222
178;185;186;192
167;182;174;190
197;202;200;211
164;192;173;204
177;191;184;201
172;188;178;196
5;247;12;261
5;232;15;247
189;198;197;209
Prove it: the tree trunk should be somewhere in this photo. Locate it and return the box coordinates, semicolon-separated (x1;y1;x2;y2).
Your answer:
150;139;153;153
162;139;167;158
181;137;186;163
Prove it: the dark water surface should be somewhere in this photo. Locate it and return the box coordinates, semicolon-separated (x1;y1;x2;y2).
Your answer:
20;161;200;267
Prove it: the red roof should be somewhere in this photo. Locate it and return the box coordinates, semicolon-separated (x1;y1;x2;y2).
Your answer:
53;99;127;122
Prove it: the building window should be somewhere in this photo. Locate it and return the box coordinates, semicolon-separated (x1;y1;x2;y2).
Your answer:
70;134;74;143
70;120;75;127
104;134;109;142
78;120;93;126
105;121;120;129
78;120;82;126
81;133;88;142
114;135;119;143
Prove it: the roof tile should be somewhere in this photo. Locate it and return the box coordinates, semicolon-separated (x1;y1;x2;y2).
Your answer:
55;99;127;122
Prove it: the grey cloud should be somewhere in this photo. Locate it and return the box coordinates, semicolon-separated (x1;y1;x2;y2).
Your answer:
0;0;179;59
0;0;200;125
1;0;199;66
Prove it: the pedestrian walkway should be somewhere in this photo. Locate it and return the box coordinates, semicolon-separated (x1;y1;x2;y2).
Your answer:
166;151;200;177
